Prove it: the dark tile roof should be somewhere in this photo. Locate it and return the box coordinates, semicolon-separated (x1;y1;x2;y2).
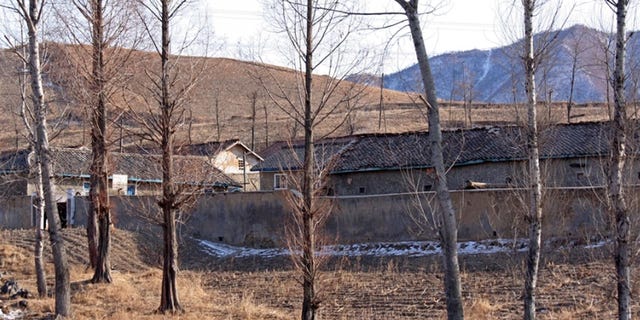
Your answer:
253;121;617;173
0;148;239;187
0;149;31;174
252;137;356;172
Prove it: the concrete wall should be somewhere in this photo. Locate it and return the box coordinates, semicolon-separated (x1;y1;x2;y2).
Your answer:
71;187;628;247
185;192;288;247
74;195;161;231
0;196;33;229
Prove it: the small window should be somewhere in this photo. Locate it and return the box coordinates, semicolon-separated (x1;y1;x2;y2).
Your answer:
126;184;136;196
274;174;287;190
570;163;586;168
83;182;91;195
423;185;432;191
237;157;245;171
358;187;366;194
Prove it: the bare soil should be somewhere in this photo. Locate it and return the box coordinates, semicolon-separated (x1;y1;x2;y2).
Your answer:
0;227;637;319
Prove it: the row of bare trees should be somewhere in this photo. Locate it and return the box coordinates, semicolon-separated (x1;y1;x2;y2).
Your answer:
0;0;199;316
0;0;635;319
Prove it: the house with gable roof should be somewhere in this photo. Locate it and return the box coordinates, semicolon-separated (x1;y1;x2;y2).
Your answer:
177;139;264;191
252;121;640;195
128;139;264;191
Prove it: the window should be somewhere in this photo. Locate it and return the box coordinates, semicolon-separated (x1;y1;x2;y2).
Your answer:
358;187;366;194
570;163;586;168
237;157;245;171
126;184;137;196
82;182;91;195
274;174;287;190
423;185;432;191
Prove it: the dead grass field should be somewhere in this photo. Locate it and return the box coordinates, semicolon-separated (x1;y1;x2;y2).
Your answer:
0;228;638;319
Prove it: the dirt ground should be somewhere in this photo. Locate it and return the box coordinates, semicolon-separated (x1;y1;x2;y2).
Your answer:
0;227;638;319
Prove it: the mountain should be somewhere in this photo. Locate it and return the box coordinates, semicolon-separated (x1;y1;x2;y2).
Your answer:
384;24;638;104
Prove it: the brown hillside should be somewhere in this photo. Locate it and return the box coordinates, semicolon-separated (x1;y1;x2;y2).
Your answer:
0;43;418;151
0;43;614;153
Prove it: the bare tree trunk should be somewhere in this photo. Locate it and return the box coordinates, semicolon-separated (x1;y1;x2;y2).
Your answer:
394;1;463;319
567;45;579;123
22;0;71;315
33;173;47;297
522;1;544;319
17;40;47;297
608;1;631;319
158;0;181;313
301;2;317;319
215;97;221;141
86;0;112;283
263;102;269;149
250;92;257;150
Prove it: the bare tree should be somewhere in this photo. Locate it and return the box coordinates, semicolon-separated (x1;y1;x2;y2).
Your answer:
566;30;587;123
58;0;141;283
263;1;369;318
263;100;269;149
392;1;464;319
521;1;543;319
249;90;258;150
5;0;71;316
606;1;631;319
3;27;48;298
134;0;208;313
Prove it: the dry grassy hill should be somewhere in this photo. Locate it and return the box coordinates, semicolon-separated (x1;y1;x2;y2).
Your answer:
0;43;616;154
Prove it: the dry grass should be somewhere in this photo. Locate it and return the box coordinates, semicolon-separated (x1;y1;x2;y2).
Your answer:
0;229;637;319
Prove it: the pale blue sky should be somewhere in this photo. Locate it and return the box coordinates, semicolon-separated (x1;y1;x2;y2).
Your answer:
192;0;634;74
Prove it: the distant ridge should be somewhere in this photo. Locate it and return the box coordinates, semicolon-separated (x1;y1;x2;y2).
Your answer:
382;24;640;104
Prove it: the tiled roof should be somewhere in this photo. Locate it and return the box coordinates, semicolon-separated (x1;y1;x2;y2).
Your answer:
0;148;239;187
252;137;356;172
253;121;616;173
0;149;31;174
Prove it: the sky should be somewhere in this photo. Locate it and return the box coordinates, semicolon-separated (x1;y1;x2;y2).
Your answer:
1;0;633;74
190;0;638;74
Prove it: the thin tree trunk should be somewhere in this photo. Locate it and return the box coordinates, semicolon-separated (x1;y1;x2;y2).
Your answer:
263;102;269;149
215;98;221;141
251;92;257;150
158;0;181;313
33;171;47;297
19;39;47;297
395;1;463;319
523;1;543;319
88;0;112;283
301;2;317;319
609;1;631;319
24;0;71;314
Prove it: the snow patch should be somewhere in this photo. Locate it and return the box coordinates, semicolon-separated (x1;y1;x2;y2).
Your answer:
197;238;534;259
0;309;24;320
477;49;492;84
